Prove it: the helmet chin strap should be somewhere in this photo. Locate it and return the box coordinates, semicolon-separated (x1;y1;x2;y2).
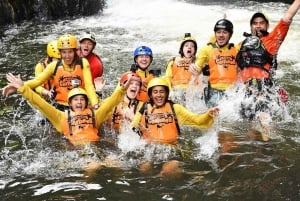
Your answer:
125;93;133;107
257;30;269;36
243;30;269;37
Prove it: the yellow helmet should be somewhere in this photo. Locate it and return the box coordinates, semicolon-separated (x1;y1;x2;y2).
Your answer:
47;40;61;59
57;34;78;50
79;31;96;44
67;87;88;102
147;77;170;95
179;33;197;56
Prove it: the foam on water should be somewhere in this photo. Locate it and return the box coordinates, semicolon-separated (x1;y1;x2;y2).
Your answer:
34;182;102;196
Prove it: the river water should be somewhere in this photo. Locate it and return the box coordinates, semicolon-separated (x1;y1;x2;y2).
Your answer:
0;0;300;200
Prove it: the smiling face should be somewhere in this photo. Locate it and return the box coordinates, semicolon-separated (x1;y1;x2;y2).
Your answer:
182;41;196;58
60;49;76;65
126;80;141;100
80;39;95;57
215;29;231;47
149;86;168;107
69;95;88;112
135;55;152;70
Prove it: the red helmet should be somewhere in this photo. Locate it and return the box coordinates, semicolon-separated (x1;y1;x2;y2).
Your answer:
120;71;142;85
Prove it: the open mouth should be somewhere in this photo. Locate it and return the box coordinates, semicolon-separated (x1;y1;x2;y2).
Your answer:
130;89;137;93
154;97;164;105
82;48;89;54
75;104;83;109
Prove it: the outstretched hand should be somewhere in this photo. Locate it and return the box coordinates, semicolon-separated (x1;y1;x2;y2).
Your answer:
208;107;219;117
94;77;106;91
2;73;23;97
189;64;199;76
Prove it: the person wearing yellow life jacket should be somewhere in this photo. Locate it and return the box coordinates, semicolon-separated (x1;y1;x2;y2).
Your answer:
3;72;135;146
190;19;240;108
130;46;157;102
104;71;143;133
165;33;199;104
34;40;61;100
2;34;99;111
131;77;219;145
236;0;300;121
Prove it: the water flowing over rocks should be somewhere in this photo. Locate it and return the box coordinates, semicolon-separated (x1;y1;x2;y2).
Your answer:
0;0;105;27
0;0;294;27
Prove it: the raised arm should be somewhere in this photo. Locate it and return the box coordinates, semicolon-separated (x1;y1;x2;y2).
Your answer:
284;0;300;22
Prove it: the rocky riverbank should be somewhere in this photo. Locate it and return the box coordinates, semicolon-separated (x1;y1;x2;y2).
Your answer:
0;0;105;27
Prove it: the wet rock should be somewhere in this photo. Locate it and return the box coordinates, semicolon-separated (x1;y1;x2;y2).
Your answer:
0;0;105;26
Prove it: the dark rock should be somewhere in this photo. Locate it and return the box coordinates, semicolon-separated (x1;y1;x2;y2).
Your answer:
0;0;105;27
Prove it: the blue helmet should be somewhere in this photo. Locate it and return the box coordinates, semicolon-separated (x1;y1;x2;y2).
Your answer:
133;46;153;61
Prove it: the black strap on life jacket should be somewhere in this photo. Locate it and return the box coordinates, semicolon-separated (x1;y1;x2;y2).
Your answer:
67;109;96;136
67;110;73;136
236;35;275;75
139;100;180;135
165;57;176;69
112;98;139;124
53;56;83;76
169;100;180;135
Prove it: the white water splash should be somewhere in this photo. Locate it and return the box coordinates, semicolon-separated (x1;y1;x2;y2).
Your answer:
34;182;102;196
193;129;220;160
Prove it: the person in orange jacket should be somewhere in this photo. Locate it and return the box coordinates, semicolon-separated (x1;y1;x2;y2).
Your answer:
130;77;219;177
190;19;239;107
34;40;61;100
165;33;199;105
130;46;157;102
2;34;99;111
237;0;300;123
104;71;144;133
3;72;137;146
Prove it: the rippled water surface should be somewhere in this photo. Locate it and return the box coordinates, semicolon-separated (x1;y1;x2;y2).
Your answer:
0;0;300;200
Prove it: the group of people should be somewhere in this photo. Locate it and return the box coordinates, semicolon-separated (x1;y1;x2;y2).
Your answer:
181;0;299;127
2;0;300;175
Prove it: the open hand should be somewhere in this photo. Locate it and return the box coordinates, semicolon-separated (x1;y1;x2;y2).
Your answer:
120;72;140;90
208;107;219;117
189;64;199;76
2;73;23;97
94;77;106;91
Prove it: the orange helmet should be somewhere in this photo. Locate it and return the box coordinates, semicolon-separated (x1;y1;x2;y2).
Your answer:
120;71;142;85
